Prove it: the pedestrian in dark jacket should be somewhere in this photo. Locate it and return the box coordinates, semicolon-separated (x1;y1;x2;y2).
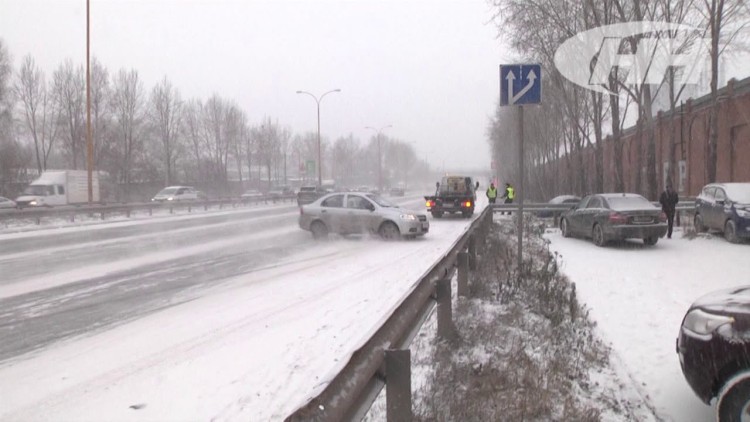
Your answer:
660;182;679;239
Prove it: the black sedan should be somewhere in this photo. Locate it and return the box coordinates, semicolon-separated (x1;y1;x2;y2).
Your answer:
677;286;750;421
560;193;668;246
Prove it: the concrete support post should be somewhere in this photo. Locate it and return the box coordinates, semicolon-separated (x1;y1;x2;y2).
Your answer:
385;349;412;422
457;252;469;297
467;236;477;271
436;277;455;340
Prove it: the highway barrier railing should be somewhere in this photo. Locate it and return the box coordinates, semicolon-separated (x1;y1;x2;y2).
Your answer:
285;207;493;422
0;194;298;225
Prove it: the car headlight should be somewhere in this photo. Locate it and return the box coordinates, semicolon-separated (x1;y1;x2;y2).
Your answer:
400;214;417;221
29;200;37;205
167;197;174;201
737;208;750;218
682;309;734;335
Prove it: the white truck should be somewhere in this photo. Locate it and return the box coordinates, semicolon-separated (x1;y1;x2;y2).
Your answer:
15;170;100;207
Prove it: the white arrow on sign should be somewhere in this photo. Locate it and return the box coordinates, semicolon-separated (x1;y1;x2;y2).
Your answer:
505;68;537;105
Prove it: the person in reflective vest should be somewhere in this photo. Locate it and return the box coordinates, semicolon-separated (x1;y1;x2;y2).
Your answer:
486;183;498;204
501;183;514;215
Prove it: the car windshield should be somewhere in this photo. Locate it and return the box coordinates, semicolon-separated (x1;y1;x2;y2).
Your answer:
366;194;395;207
22;185;49;196
157;188;178;195
723;185;750;204
606;196;655;211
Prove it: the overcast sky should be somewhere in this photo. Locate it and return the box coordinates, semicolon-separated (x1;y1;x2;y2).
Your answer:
0;0;508;170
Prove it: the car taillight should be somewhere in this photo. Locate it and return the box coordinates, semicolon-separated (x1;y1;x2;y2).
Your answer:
426;200;434;208
463;201;472;208
659;212;667;222
608;212;628;224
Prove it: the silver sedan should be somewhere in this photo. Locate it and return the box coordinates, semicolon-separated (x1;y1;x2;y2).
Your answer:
299;192;429;240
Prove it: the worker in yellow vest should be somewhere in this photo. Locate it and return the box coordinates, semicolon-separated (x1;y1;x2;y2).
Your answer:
486;183;498;204
501;183;515;215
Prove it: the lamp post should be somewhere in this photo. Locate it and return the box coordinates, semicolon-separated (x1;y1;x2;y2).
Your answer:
365;125;392;193
296;89;341;187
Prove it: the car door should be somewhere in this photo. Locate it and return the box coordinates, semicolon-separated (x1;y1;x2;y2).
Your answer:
711;187;728;229
345;194;376;233
567;196;591;235
581;196;604;235
696;186;714;227
319;194;346;233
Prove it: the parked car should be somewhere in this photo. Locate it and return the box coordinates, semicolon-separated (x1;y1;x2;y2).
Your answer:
694;183;750;243
389;187;405;197
151;186;202;202
560;193;667;246
299;192;429;240
240;189;264;202
0;196;17;209
267;186;295;200
297;186;326;206
536;195;581;218
677;286;750;421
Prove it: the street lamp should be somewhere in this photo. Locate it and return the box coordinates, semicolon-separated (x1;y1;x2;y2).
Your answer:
296;89;341;187
365;125;392;192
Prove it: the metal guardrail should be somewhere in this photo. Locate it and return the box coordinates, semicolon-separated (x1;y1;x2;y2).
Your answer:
285;207;493;422
0;194;298;225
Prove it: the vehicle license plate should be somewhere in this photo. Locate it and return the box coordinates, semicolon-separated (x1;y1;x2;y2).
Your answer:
633;216;652;224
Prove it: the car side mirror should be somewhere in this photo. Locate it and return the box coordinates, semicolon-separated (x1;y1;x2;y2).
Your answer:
367;204;375;211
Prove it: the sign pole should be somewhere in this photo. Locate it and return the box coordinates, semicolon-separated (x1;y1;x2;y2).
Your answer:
517;105;524;279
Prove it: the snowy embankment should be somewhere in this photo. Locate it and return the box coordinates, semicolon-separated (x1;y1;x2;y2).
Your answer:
547;228;750;422
0;198;484;420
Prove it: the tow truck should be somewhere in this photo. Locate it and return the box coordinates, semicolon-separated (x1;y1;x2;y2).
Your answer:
424;175;479;218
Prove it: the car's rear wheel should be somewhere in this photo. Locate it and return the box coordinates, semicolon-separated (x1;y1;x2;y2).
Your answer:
379;221;400;241
592;224;607;247
718;373;750;422
561;218;570;238
643;236;658;246
694;214;707;233
310;221;329;240
432;211;443;218
725;220;741;244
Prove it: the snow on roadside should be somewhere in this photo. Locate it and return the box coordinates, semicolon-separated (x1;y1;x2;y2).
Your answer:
547;228;750;422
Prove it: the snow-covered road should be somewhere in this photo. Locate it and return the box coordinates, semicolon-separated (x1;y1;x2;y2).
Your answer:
547;229;750;422
0;196;485;420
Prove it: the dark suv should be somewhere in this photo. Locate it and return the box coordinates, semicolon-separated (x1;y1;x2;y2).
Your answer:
694;183;750;243
677;286;750;421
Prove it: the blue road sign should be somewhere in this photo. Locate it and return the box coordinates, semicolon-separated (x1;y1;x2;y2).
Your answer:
500;64;542;106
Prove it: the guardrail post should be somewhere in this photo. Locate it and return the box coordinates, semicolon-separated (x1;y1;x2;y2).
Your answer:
169;206;174;214
126;209;131;218
36;216;41;225
149;207;152;216
188;205;192;213
457;252;469;297
70;214;75;223
436;277;455;340
205;203;208;211
100;211;105;220
385;349;412;422
467;236;476;271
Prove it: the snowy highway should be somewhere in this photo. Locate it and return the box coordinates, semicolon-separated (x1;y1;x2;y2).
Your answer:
0;196;484;420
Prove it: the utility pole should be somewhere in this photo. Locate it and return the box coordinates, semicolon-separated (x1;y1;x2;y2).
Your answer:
86;0;94;204
365;125;392;192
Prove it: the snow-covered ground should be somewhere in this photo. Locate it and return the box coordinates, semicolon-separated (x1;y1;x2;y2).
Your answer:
547;228;750;422
0;197;485;420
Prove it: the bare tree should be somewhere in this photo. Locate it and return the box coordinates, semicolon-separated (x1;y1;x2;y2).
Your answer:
110;69;145;196
14;55;58;174
90;57;110;170
150;76;183;186
52;59;85;170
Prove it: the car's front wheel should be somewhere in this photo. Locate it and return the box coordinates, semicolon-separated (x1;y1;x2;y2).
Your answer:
725;220;741;244
561;218;570;238
310;221;329;240
718;373;750;422
379;221;400;241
